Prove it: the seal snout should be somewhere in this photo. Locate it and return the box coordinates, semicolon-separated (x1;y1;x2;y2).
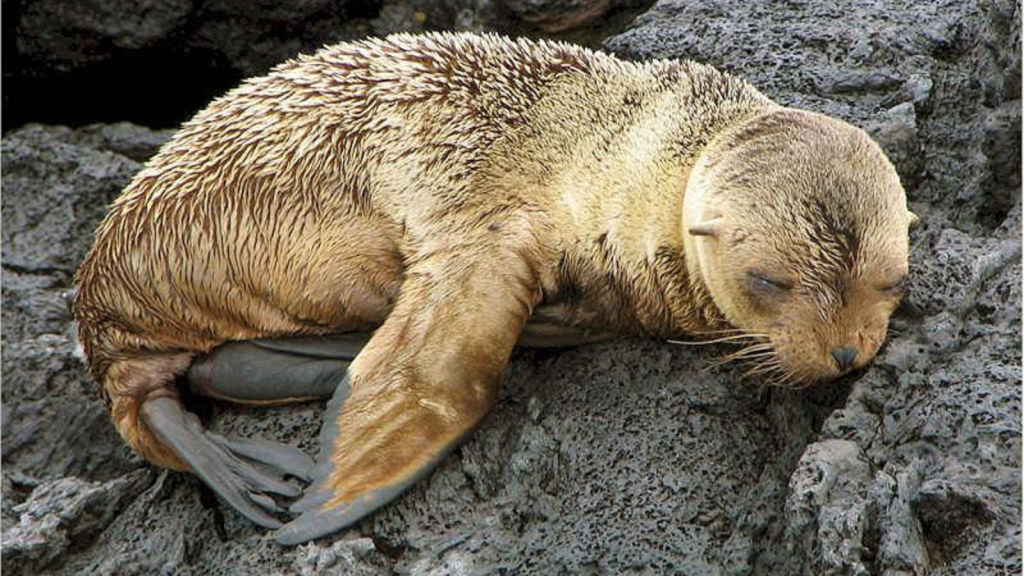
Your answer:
829;346;858;372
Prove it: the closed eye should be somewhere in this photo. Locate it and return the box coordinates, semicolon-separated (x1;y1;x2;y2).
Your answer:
747;270;794;294
879;277;908;294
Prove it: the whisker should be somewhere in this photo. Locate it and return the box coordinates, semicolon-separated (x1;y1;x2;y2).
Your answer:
747;355;781;372
707;340;777;374
683;332;807;387
717;344;773;360
691;328;746;336
731;351;776;361
712;344;770;358
736;353;796;386
726;342;773;354
710;353;775;369
669;333;766;346
782;368;809;389
766;369;791;387
744;360;783;377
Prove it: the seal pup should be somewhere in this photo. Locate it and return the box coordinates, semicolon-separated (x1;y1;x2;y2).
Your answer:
73;32;917;544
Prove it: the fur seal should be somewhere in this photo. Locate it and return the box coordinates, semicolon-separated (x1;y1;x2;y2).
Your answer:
73;32;916;544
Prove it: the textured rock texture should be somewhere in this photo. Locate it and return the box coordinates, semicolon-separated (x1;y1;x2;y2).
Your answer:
1;1;1019;575
3;0;652;129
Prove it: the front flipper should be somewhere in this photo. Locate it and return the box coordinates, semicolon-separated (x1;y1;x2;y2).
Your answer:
141;396;314;528
274;239;540;545
274;374;478;544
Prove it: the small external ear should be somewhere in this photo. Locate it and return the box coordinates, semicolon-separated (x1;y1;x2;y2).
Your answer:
688;217;723;237
908;212;920;230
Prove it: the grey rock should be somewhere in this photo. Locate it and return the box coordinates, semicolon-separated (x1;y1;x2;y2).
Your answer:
70;123;177;162
371;3;431;36
981;100;1023;217
42;471;210;576
604;0;938;122
505;0;638;33
17;0;193;72
2;0;1021;574
866;102;923;190
0;270;71;348
979;0;1022;104
905;227;1021;318
1;126;147;486
294;537;385;576
785;439;875;576
188;18;323;79
1;124;141;274
1;474;17;521
901;72;933;110
827;70;904;96
874;465;930;576
446;0;505;31
203;0;338;24
1;470;153;575
1;332;143;483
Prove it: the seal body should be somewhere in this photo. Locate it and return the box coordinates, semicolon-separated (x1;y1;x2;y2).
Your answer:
73;32;914;542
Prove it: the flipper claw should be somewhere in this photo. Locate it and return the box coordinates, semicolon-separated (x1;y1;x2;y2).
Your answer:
275;433;466;544
214;434;314;482
287;489;331;515
275;482;409;545
142;397;312;529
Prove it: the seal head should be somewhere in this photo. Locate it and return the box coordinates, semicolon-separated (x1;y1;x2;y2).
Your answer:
683;109;917;384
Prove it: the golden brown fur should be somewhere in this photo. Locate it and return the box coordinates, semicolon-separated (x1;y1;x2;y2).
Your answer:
682;109;913;382
74;32;913;497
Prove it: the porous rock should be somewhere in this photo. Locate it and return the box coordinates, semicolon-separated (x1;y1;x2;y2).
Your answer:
1;1;1020;574
1;471;153;575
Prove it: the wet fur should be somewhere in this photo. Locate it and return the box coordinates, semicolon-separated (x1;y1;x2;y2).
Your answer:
74;33;910;499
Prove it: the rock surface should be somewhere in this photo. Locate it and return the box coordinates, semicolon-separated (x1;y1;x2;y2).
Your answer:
1;0;1020;575
3;0;652;130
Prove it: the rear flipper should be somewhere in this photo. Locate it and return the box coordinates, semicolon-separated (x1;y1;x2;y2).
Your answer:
142;397;311;528
186;333;368;404
138;333;369;528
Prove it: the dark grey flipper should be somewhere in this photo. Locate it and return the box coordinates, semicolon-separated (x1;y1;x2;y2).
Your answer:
274;371;471;545
145;333;370;528
141;396;314;528
249;333;369;360
286;373;353;515
186;333;370;403
273;442;462;545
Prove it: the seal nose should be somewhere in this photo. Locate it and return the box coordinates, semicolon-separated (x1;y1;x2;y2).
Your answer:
830;346;858;371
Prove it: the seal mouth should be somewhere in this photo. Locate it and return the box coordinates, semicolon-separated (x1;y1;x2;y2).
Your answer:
670;329;819;388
